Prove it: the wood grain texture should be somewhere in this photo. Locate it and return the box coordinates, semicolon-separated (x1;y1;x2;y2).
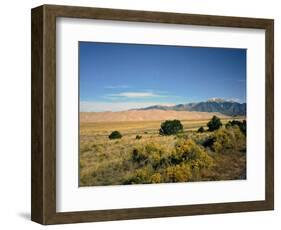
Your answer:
31;6;44;224
265;20;274;210
31;4;274;225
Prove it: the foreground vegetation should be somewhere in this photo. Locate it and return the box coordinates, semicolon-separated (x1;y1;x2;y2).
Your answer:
79;117;246;186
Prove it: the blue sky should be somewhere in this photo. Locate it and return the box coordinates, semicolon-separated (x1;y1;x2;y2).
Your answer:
79;42;246;112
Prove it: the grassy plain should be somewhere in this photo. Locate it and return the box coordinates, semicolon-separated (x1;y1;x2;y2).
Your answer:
79;117;246;186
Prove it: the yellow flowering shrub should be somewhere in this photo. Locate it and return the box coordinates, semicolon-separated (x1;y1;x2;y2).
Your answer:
164;163;192;182
213;126;245;153
125;167;152;184
132;142;166;169
173;139;214;169
150;173;162;183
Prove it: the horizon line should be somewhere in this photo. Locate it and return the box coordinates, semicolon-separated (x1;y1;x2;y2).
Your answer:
80;99;246;113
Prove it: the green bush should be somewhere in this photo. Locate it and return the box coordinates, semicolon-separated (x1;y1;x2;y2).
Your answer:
136;135;142;140
108;131;122;140
207;116;222;131
202;136;215;148
159;120;183;135
197;126;205;133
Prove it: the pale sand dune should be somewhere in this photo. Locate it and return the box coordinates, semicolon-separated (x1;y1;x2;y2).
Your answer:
80;109;230;122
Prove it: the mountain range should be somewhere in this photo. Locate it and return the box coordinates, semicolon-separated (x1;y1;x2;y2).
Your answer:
136;98;246;116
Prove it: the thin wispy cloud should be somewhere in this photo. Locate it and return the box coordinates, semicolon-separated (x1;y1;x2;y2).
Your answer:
208;97;241;103
107;92;168;99
228;98;241;102
102;90;185;102
80;101;173;112
104;85;129;89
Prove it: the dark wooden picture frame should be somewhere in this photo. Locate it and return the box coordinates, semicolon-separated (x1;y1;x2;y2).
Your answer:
31;4;274;225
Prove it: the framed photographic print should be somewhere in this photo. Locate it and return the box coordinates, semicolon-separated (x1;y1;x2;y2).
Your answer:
31;4;274;225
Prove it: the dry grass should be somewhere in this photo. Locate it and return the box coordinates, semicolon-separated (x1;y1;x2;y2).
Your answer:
79;117;246;186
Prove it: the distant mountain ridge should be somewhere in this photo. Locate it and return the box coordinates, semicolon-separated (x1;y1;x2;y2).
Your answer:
137;99;246;116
